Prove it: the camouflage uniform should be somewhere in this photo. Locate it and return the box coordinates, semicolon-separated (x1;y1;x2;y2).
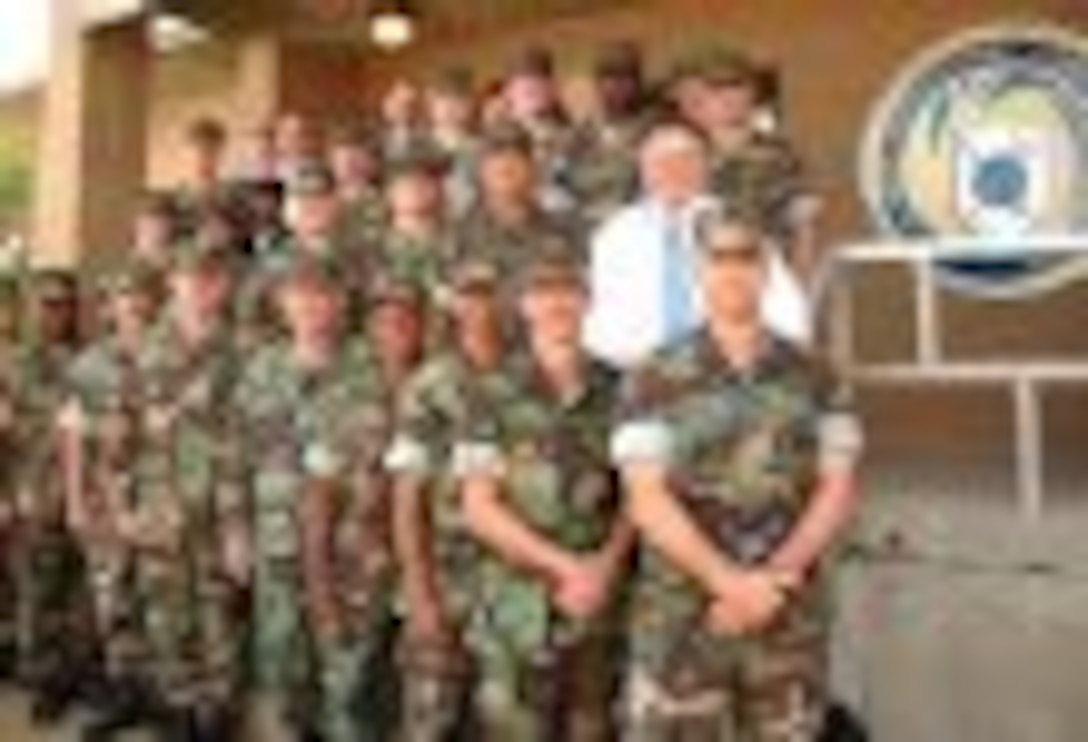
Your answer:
611;330;864;741
237;227;369;350
450;350;623;741
126;312;245;719
568;115;645;226
0;277;22;669
456;203;582;291
370;226;457;309
386;338;513;742
710;135;810;242
9;273;88;696
235;335;398;742
63;323;145;691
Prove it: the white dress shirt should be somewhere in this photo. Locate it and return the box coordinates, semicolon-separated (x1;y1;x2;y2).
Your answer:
583;197;812;369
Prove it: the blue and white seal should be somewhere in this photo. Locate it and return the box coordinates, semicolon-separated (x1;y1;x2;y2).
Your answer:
861;24;1088;299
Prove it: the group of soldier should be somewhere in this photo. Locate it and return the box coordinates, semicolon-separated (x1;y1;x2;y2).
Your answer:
0;40;864;742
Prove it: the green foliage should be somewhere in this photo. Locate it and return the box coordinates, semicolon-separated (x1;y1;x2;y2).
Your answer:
0;153;32;229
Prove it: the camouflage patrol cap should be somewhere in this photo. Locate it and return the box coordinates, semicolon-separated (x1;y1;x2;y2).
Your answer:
328;118;381;151
695;47;763;89
518;239;586;293
286;160;337;197
508;45;555;79
384;144;450;181
95;260;161;296
432;65;476;97
367;272;424;310
449;258;501;294
478;121;534;158
693;202;768;259
274;253;344;294
30;268;80;303
171;235;234;273
595;40;643;79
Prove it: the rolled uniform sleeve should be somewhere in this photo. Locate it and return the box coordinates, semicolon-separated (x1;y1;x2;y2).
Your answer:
383;370;445;478
303;440;345;480
383;433;431;477
815;370;865;474
610;365;677;469
450;441;506;481
610;418;675;467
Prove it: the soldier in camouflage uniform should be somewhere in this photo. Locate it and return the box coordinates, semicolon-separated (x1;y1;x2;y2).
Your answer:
612;208;864;741
427;67;481;219
172;117;241;240
0;274;22;679
499;47;579;214
125;240;246;740
235;255;398;742
329;122;386;245
681;50;820;285
386;258;513;742
370;148;458;311
9;269;90;722
58;264;162;739
238;162;368;350
452;246;632;741
129;191;181;287
457;125;583;290
366;274;428;392
569;41;655;225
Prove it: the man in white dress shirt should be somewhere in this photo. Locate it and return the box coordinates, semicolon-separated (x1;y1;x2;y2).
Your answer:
583;118;811;369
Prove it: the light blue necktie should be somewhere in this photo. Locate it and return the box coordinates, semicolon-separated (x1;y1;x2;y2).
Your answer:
661;215;695;342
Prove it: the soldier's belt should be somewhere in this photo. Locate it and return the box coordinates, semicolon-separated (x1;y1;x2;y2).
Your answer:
681;495;799;566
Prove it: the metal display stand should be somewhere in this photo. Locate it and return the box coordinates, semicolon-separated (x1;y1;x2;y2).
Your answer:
824;237;1088;523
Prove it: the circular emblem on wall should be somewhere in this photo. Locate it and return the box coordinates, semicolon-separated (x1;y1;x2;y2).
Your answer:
861;24;1088;299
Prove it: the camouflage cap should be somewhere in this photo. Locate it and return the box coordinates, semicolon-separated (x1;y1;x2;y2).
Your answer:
30;268;80;303
449;258;501;293
694;47;762;89
432;65;476;97
368;272;425;310
385;144;450;181
328;118;381;151
286;160;337;197
508;45;555;79
478;121;534;158
274;253;344;294
171;235;234;273
693;202;768;258
595;40;643;78
517;239;586;292
95;260;162;296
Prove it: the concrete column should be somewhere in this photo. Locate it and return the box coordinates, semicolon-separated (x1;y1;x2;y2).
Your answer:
235;32;285;125
33;1;151;268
